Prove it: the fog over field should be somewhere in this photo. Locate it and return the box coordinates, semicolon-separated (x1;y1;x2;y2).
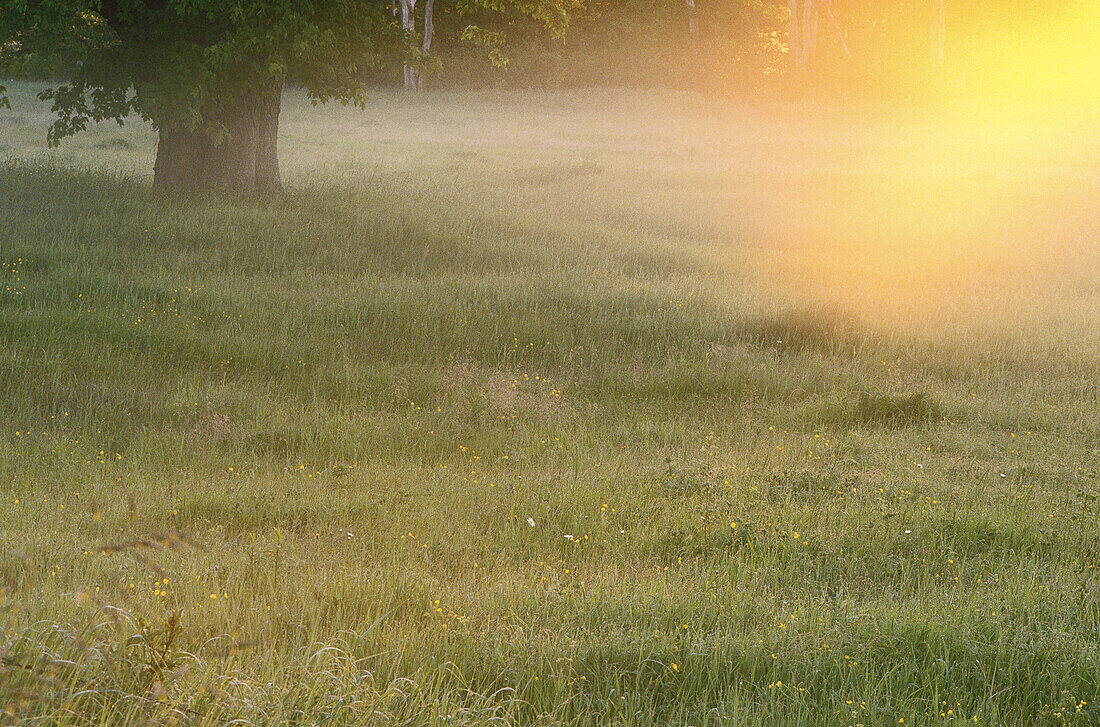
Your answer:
1;80;1099;726
7;84;1097;337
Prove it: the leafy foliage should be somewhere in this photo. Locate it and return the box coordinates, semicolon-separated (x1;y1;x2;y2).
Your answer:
1;0;572;145
427;0;786;91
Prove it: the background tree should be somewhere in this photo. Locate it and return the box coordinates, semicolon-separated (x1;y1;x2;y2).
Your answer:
397;0;437;90
0;0;570;193
388;0;573;91
438;0;785;93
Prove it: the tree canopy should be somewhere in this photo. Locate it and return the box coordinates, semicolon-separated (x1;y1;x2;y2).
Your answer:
0;0;571;191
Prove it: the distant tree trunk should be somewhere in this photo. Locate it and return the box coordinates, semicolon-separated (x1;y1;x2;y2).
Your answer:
788;0;821;76
789;0;803;71
684;0;698;35
400;0;421;91
423;0;435;53
801;0;819;71
788;0;814;74
153;80;282;193
419;0;435;91
930;0;947;69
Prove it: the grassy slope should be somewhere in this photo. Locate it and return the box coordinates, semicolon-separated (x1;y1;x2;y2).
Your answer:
1;81;1099;725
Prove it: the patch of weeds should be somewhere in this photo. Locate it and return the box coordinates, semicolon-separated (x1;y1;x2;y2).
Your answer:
735;308;861;354
648;522;754;563
764;469;860;505
1;531;219;723
658;456;712;500
242;430;296;458
936;516;1051;558
93;138;135;150
854;391;942;427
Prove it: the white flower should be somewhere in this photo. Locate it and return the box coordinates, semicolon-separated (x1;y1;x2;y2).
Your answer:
527;517;536;527
904;530;912;534
564;534;574;541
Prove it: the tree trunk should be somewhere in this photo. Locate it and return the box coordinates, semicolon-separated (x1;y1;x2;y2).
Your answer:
789;0;803;72
154;81;282;193
400;0;421;91
788;0;820;75
417;0;435;91
801;0;819;72
423;0;435;54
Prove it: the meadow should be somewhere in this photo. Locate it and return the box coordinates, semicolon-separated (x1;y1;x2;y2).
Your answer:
1;80;1099;725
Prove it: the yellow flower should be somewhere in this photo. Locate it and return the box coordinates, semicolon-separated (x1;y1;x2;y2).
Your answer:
670;663;678;672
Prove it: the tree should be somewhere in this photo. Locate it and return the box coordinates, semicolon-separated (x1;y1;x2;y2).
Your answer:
478;0;783;92
684;0;698;35
786;0;854;79
1;0;570;193
391;0;572;91
787;0;819;74
785;0;959;92
396;0;436;90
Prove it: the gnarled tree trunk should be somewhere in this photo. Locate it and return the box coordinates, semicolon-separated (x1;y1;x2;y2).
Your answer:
153;80;283;193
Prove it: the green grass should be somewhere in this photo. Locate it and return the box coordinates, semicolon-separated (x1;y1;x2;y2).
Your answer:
1;80;1099;726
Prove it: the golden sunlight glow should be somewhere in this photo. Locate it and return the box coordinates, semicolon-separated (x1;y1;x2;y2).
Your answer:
955;2;1100;112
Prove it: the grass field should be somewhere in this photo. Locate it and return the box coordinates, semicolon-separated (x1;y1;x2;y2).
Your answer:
1;80;1099;725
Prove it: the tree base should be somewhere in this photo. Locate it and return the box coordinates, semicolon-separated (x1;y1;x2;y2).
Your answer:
154;82;283;194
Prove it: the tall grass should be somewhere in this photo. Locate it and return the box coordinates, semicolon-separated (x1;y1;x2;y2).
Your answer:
1;81;1098;725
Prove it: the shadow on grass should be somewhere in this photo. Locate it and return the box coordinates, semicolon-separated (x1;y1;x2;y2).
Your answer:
854;391;943;426
734;307;863;355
